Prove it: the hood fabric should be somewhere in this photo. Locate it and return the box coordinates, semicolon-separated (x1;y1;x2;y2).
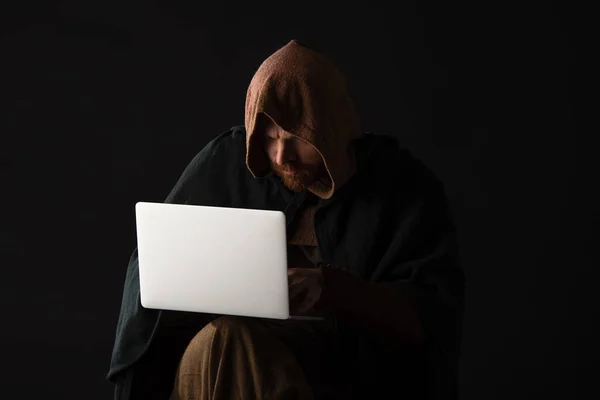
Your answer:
244;40;362;199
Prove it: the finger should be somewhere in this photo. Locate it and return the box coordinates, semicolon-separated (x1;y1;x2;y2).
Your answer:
288;283;306;300
287;269;298;285
296;294;315;314
296;288;321;314
289;289;308;313
288;274;307;290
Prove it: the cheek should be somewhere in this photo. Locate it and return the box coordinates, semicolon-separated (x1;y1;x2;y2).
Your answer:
297;144;322;164
263;142;275;162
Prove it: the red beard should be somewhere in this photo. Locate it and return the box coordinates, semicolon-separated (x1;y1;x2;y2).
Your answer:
270;163;309;192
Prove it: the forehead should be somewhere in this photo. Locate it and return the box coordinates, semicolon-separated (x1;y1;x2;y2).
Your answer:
263;119;295;139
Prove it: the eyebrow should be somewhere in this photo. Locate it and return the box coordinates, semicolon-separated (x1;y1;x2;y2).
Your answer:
265;128;296;140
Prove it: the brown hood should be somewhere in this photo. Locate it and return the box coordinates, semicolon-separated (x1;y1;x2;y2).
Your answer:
245;40;361;199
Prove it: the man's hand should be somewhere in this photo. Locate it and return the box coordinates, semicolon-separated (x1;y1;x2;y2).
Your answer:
287;268;324;315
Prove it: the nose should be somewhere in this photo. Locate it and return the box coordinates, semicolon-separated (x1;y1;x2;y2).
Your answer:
274;140;295;166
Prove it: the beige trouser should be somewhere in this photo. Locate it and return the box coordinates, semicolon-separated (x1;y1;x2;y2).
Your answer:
170;316;321;400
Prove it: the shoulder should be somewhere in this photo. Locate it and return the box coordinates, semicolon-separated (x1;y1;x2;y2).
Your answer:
198;125;246;159
350;134;455;237
181;125;246;173
165;126;250;203
354;133;446;199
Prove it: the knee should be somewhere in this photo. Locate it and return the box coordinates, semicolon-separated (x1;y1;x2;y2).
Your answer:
177;316;263;372
209;315;252;331
183;316;260;354
205;316;264;340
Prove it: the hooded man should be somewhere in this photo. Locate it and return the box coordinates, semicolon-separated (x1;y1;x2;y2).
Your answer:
107;40;465;400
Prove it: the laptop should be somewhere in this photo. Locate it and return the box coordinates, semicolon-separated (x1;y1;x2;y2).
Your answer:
135;201;323;320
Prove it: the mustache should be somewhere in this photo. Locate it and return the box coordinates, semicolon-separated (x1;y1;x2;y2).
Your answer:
270;163;303;174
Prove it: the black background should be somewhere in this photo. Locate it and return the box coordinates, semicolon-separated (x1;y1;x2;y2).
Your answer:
2;1;592;399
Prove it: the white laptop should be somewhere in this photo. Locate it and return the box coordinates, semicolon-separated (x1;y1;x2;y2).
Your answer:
135;201;322;320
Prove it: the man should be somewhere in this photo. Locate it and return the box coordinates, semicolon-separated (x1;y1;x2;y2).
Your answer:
107;40;465;399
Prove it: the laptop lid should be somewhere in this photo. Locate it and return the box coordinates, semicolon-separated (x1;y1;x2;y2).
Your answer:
135;201;290;320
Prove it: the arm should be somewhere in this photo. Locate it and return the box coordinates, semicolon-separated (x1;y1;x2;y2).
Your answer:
316;266;425;346
317;181;464;350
